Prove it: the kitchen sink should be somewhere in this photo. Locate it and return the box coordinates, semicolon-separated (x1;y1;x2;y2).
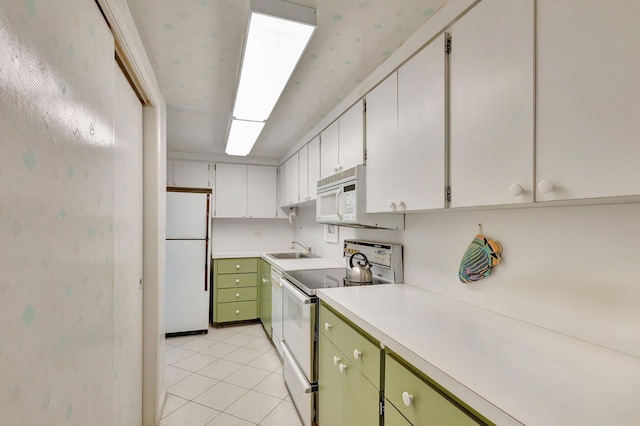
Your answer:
268;252;318;259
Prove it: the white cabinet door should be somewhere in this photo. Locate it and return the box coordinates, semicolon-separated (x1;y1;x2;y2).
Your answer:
277;164;288;218
284;154;299;206
397;33;446;210
307;135;320;201
214;163;247;217
320;120;339;178
449;0;534;207
248;165;277;218
366;73;398;213
298;144;309;202
536;0;640;201
339;99;364;172
368;35;447;213
173;160;211;188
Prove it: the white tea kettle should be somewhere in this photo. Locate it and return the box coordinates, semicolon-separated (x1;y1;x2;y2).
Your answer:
347;252;373;284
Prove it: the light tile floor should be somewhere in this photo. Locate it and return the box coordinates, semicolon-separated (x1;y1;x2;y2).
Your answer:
162;323;303;426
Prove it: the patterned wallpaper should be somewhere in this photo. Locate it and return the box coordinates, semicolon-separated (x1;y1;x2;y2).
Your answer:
0;0;143;423
126;0;448;158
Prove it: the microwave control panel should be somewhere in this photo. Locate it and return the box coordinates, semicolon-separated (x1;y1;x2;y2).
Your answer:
343;184;356;221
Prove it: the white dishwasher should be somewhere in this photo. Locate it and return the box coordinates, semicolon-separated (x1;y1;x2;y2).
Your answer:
270;267;284;358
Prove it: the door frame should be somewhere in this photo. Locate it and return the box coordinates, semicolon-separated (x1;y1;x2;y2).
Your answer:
95;1;167;424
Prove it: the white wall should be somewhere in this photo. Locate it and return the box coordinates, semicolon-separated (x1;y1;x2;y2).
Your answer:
294;203;640;359
0;0;144;423
211;218;295;251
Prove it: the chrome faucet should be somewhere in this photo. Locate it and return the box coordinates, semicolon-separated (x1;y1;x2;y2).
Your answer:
291;241;312;254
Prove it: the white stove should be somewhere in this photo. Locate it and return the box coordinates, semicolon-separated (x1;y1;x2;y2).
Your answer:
280;240;403;426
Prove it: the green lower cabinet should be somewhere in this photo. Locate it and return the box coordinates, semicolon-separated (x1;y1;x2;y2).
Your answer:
318;333;380;426
258;260;272;338
384;400;412;426
342;356;380;426
385;354;486;426
216;301;257;322
213;258;259;324
318;334;342;426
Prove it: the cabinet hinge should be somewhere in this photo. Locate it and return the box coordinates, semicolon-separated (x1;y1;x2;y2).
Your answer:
446;186;451;202
379;399;384;417
363;149;367;161
363;99;367;113
445;34;452;54
214;164;217;171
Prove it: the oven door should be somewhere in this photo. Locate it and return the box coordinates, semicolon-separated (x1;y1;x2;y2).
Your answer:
281;278;317;383
316;182;344;225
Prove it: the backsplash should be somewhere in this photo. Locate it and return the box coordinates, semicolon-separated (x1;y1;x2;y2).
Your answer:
0;0;143;423
211;218;294;252
294;203;640;359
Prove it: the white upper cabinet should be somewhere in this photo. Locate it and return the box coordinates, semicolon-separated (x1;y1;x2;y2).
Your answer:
307;135;320;200
448;0;534;208
320;120;339;178
338;99;365;172
283;154;299;206
276;164;288;217
215;163;247;217
320;100;365;178
167;159;211;188
247;165;277;218
298;144;309;203
366;33;446;213
215;163;277;218
536;0;640;201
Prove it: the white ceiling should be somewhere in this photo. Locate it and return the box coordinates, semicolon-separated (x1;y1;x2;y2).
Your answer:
126;0;448;160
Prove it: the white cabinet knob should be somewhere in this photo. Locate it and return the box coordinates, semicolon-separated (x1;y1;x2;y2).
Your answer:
333;167;338;173
397;199;405;209
333;356;341;366
235;293;240;298
324;322;332;331
262;278;268;283
235;309;240;314
235;264;240;269
388;201;396;209
339;363;347;373
402;392;414;407
353;349;362;360
235;279;240;284
537;179;555;194
509;184;524;197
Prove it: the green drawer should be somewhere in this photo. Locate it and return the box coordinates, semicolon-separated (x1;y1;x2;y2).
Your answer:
217;258;258;274
385;354;481;426
217;287;257;303
384;399;412;425
216;301;258;323
320;303;381;388
217;273;257;289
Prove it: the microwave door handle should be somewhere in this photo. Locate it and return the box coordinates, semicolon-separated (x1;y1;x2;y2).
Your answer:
335;186;344;219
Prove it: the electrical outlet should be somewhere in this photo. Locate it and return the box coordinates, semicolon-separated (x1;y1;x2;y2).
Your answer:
254;231;261;238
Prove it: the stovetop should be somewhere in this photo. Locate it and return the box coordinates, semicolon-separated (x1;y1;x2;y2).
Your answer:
283;267;389;296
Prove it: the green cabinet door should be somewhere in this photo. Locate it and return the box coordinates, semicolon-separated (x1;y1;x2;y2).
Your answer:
341;355;381;426
318;334;342;426
259;261;272;338
384;400;412;426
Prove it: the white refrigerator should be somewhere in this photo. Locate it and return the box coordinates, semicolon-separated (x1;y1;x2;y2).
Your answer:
165;189;211;335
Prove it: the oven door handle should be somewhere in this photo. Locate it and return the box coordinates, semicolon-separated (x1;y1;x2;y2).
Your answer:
280;278;312;304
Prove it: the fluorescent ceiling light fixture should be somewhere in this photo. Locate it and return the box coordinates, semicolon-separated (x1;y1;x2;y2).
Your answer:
225;0;316;156
226;119;266;156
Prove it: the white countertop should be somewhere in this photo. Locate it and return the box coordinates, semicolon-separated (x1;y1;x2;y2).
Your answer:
317;284;640;426
211;249;344;272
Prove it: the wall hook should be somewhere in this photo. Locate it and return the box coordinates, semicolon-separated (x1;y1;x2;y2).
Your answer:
478;223;483;235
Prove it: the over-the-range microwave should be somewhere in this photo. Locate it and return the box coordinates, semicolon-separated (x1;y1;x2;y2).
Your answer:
316;164;404;230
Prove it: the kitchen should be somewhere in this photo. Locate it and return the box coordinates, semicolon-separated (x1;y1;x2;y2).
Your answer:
1;0;639;425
